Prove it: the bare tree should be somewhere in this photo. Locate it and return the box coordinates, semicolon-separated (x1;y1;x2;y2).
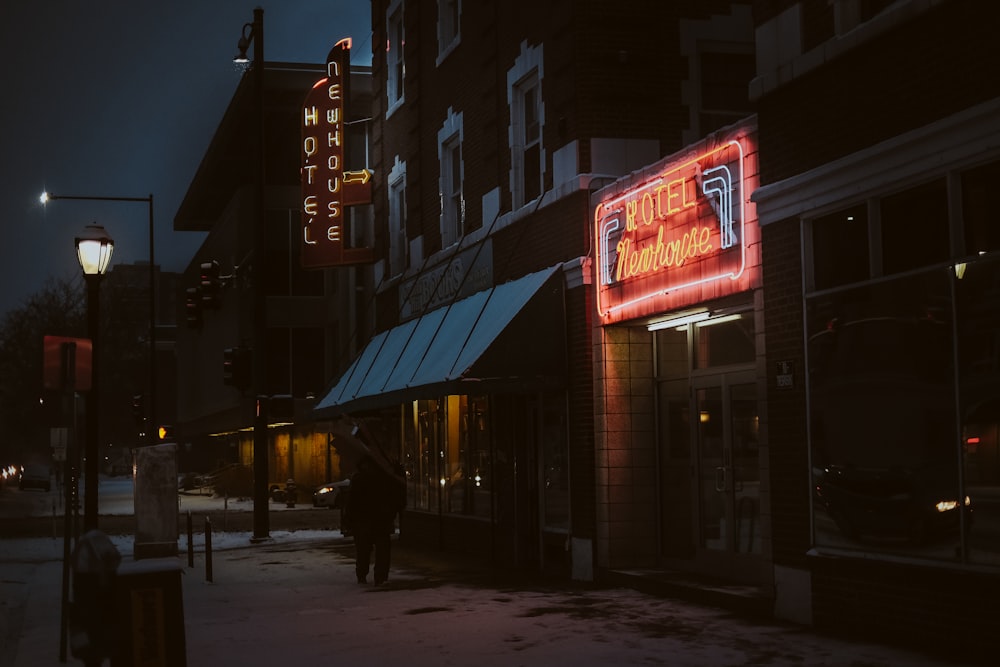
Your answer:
0;277;85;463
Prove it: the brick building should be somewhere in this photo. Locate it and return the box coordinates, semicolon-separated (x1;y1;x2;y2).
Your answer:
314;0;756;579
752;0;1000;659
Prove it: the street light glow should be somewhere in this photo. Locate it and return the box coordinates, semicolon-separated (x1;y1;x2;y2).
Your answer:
75;223;115;276
40;191;50;204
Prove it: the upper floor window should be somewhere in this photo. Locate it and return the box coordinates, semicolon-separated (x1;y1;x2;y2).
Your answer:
388;157;408;277
436;0;461;63
386;0;405;114
438;108;464;248
507;42;544;209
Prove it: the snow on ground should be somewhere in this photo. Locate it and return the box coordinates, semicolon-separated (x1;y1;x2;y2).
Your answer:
4;475;337;562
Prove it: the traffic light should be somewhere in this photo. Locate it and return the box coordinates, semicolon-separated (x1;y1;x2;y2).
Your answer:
156;425;175;442
200;260;222;309
185;286;202;328
223;347;251;390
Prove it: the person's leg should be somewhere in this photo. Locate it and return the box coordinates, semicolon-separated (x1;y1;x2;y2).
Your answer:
372;527;391;584
354;527;373;583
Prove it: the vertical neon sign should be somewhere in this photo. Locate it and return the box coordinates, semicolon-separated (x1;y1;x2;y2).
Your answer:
594;129;758;323
301;38;375;268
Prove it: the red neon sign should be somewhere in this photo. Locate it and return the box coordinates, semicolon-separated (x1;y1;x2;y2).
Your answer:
301;38;375;268
594;130;758;323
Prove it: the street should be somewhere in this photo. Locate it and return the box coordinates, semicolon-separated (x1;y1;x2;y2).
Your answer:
0;478;989;667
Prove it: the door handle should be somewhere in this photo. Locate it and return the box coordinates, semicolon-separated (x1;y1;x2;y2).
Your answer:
715;466;727;492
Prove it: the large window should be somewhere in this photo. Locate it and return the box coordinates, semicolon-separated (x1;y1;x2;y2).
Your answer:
436;0;461;63
386;0;405;115
807;161;1000;567
507;42;544;209
438;108;464;248
401;396;492;519
388;157;407;276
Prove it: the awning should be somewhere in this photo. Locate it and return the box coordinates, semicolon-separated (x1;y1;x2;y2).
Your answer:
313;265;566;416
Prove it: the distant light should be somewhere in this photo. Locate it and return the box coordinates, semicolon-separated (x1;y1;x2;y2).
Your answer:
40;191;51;204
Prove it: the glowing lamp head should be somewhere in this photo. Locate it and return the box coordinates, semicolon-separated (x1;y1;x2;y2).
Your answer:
40;191;51;204
75;223;115;276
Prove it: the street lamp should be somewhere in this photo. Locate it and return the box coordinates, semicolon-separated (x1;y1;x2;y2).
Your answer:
235;6;270;542
41;192;157;443
75;223;114;531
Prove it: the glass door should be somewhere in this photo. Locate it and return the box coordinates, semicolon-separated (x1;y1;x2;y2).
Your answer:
694;372;761;558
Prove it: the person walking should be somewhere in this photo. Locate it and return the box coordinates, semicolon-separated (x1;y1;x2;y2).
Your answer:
346;454;405;585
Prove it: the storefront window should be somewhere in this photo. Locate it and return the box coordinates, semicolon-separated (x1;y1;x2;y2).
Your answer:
961;160;1000;255
806;171;1000;567
811;204;869;291
954;254;1000;566
808;270;962;559
445;395;492;518
807;260;1000;566
880;179;949;276
402;395;493;518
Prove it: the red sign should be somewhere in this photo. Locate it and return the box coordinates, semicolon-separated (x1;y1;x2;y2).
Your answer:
43;335;92;391
594;126;759;323
301;38;375;268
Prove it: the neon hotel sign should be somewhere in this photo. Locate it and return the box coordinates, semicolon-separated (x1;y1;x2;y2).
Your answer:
594;136;754;322
301;38;374;268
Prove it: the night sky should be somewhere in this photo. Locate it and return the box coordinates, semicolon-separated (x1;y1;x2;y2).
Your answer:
0;1;372;318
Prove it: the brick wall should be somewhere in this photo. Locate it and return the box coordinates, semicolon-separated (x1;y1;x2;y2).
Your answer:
760;218;809;568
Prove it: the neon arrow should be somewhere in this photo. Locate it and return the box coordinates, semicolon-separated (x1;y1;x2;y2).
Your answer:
343;169;372;184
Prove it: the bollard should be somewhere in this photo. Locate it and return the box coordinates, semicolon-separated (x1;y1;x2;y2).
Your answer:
205;516;213;583
187;510;194;568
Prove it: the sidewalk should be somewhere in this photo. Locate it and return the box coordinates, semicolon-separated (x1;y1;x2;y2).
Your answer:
3;528;982;667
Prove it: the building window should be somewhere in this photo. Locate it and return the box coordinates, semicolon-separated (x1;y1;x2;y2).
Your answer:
436;0;461;63
386;0;405;115
810;204;870;291
438;108;464;248
402;396;492;518
880;180;949;276
388;157;407;277
507;41;544;209
806;160;1000;568
960;161;1000;255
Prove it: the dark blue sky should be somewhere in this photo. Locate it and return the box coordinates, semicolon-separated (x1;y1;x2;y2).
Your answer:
0;1;372;317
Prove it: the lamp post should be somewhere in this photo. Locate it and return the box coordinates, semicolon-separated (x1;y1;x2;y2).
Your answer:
41;192;157;444
236;6;270;541
75;223;114;530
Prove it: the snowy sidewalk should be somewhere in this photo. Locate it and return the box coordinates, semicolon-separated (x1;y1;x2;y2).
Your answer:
4;531;980;667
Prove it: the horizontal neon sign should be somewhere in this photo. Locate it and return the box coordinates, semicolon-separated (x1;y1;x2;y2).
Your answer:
594;138;750;321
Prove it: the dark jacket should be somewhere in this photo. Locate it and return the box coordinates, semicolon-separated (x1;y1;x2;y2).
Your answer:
346;457;405;532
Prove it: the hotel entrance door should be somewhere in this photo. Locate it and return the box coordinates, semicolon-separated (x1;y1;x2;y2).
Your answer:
691;371;765;579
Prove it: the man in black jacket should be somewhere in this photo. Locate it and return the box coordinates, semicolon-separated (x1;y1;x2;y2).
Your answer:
346;454;405;585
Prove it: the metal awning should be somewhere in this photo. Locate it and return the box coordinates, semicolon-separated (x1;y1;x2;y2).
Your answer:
313;265;566;416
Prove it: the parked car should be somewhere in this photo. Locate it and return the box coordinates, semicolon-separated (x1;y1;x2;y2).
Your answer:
814;464;972;543
19;464;51;492
313;479;350;508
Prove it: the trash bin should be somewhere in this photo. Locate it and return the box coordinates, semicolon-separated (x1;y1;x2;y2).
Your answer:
70;530;122;666
111;558;187;666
